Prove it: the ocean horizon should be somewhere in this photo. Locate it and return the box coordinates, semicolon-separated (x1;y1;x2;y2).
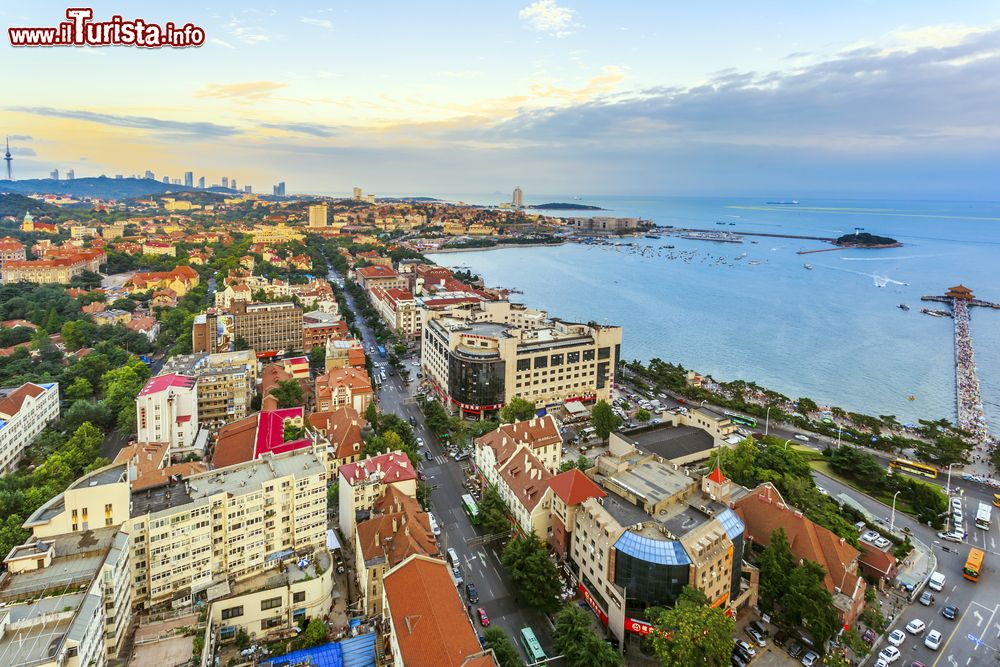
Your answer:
427;195;1000;434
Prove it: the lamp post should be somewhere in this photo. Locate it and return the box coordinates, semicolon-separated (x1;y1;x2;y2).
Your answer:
890;491;902;533
836;426;843;449
945;463;956;498
764;406;772;437
783;439;792;451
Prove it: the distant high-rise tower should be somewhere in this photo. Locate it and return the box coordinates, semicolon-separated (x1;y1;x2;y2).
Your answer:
221;176;229;189
145;170;155;180
4;137;13;181
66;169;74;180
352;187;363;201
50;168;59;180
162;176;169;184
172;178;181;185
244;185;252;194
273;182;286;196
197;176;205;189
230;178;237;191
184;171;193;187
308;204;328;228
512;186;523;208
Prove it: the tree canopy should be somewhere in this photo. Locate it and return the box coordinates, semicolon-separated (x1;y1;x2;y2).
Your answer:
646;586;735;667
553;604;623;667
269;379;305;409
500;396;536;423
591;400;621;441
501;532;562;613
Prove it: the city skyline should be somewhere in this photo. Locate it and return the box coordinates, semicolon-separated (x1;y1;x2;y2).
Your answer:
2;2;1000;198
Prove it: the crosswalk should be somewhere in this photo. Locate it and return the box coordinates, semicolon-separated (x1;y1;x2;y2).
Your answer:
434;454;449;464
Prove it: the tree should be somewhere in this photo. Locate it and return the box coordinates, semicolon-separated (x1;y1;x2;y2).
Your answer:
779;560;839;647
500;396;536;423
301;618;327;648
269;379;304;409
484;628;524;667
590;400;621;441
757;528;796;611
647;586;735;667
635;408;652;422
308;345;325;370
61;319;96;351
501;533;561;613
365;401;380;431
283;422;304;442
553;604;624;667
64;376;94;401
234;335;250;352
478;486;511;536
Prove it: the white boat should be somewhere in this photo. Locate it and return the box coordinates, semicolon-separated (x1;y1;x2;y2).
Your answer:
803;263;813;270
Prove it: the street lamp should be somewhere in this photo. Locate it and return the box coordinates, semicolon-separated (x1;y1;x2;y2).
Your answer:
890;491;902;533
764;406;772;436
836;426;843;449
783;439;792;451
945;463;957;498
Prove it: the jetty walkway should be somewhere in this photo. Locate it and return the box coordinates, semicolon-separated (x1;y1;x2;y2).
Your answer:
953;299;989;443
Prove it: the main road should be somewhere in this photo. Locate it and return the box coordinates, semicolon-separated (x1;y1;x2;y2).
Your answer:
325;258;556;658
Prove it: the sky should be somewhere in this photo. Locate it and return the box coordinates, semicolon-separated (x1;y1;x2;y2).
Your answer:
2;1;999;198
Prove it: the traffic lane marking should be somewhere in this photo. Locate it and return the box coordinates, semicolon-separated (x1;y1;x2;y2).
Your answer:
931;602;996;667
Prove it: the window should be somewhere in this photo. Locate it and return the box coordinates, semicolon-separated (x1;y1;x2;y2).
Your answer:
262;617;283;630
220;626;236;640
516;358;531;372
583;349;595;362
221;606;243;620
533;355;547;369
567;351;580;364
293;591;306;603
261;597;282;611
551;353;563;366
598;347;610;360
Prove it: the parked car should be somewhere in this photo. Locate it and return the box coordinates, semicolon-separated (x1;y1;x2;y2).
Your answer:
773;630;788;647
749;620;769;638
787;642;803;658
734;639;756;659
800;650;820;666
878;645;901;663
905;619;926;635
919;591;935;606
861;530;881;544
924;630;942;650
874;536;892;549
746;626;766;647
942;605;960;620
855;521;867;532
465;583;479;604
476;607;490;627
887;629;905;646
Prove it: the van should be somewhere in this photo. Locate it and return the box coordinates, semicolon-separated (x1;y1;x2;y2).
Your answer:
928;572;945;591
447;548;460;568
749;620;769;638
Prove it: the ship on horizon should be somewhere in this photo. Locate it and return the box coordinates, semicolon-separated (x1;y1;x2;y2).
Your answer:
766;200;799;205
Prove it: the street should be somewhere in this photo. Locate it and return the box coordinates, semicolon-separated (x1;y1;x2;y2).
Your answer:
328;260;556;658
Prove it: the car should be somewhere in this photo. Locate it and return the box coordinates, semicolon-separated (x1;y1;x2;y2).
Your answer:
800;650;820;666
733;645;753;663
861;530;881;543
905;619;926;635
873;660;888;667
734;639;756;658
452;567;463;586
416;437;425;447
476;607;490;627
911;662;926;667
855;521;867;532
928;571;946;591
874;537;892;549
887;629;905;647
794;434;810;442
746;626;766;647
465;583;479;604
787;642;803;658
749;620;769;638
428;514;441;536
409;416;417;426
816;486;828;495
773;630;788;647
731;654;748;667
924;630;942;650
423;449;431;460
951;497;963;510
919;591;935;606
937;530;964;543
879;646;901;663
941;604;959;620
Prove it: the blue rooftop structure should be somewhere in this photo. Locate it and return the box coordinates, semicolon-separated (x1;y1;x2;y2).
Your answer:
614;530;691;565
715;508;745;541
263;633;376;667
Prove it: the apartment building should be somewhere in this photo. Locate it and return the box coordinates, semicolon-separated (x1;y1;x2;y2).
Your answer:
303;310;348;351
126;448;327;608
355;487;438;617
0;236;26;265
136;373;207;458
141;241;176;256
308;204;329;228
192;302;304;355
370;287;420;338
381;555;496;667
566;459;749;644
1;248;106;285
546;468;607;558
125;265;200;297
422;300;622;417
251;223;304;244
307;406;366;478
325;338;366;370
315;367;373;414
0;381;61;473
338;451;418;539
354;265;407;291
160;350;258;433
0;528;132;667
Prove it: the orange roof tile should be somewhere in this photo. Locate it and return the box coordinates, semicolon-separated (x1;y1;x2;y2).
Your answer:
547;468;607;505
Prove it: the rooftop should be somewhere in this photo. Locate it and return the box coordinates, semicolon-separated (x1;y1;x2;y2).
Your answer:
606;459;693;507
617;424;715;462
138;373;197;397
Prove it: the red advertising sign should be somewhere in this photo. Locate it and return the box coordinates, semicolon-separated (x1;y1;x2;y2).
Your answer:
578;583;608;626
624;617;656;636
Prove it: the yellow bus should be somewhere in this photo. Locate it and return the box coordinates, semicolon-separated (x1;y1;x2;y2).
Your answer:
964;547;985;582
888;458;938;479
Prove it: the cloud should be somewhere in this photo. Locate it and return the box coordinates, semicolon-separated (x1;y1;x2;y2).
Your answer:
210;38;235;49
197;81;288;100
8;134;33;141
260;122;338;138
6;107;241;138
300;17;333;30
519;1;579;38
11;146;36;156
224;17;270;45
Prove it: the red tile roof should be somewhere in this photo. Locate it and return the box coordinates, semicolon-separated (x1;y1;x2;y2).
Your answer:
382;555;484;667
340;451;416;486
356;265;399;279
138;373;196;397
357;487;438;566
0;382;46;418
308;407;366;459
547;468;607;506
498;448;551;512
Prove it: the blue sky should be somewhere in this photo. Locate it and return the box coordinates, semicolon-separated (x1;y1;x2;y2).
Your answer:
2;1;999;197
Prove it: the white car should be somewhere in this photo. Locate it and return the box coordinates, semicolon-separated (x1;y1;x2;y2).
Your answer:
887;629;905;647
416;437;425;447
734;639;756;658
794;434;810;442
800;651;819;666
816;486;828;496
860;530;881;544
879;645;900;663
937;530;964;543
951;497;963;511
905;619;926;635
924;629;942;650
874;536;892;549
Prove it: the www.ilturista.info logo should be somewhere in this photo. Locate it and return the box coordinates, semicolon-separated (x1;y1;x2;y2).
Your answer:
9;8;205;48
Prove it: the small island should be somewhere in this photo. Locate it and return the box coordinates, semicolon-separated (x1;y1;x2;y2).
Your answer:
529;202;605;210
834;232;902;248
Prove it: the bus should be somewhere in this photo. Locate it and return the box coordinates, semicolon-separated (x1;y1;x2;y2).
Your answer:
976;502;992;530
519;627;547;663
888;458;939;479
964;547;985;582
724;412;758;428
461;493;480;524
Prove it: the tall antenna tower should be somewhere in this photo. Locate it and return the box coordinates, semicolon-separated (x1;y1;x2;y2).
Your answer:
3;136;12;181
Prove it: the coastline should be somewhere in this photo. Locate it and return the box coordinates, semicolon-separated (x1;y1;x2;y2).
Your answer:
428;240;568;253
